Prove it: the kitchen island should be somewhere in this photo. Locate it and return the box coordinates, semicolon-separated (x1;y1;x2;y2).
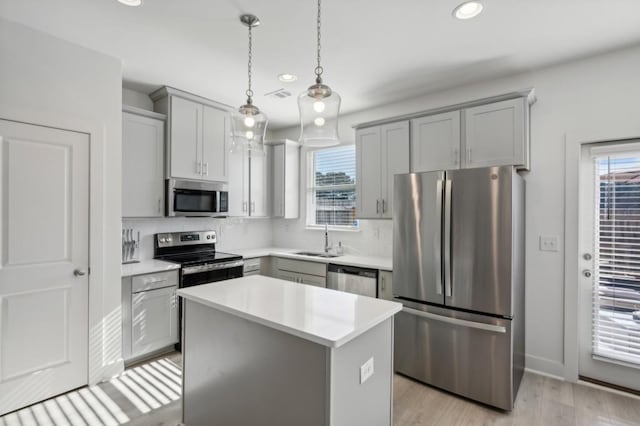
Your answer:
177;275;402;426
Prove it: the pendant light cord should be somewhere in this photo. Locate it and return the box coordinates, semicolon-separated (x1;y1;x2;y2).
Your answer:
246;23;253;103
315;0;323;83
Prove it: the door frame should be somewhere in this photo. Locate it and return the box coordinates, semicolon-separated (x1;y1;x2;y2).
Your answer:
564;125;640;382
0;102;124;386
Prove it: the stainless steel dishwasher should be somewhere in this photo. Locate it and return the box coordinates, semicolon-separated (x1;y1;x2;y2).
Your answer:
327;264;378;297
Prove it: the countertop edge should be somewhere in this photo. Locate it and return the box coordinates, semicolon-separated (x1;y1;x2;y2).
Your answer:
121;260;181;277
178;289;402;348
236;248;393;271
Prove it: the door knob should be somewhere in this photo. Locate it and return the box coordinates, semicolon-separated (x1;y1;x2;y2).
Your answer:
583;270;592;278
74;269;87;277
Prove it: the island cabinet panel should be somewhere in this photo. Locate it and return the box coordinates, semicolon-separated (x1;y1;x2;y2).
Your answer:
183;300;328;426
330;318;393;426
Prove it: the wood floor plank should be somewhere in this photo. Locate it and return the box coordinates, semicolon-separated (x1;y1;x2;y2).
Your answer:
543;376;575;407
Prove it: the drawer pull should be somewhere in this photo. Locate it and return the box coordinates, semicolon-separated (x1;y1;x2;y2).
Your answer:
402;307;507;334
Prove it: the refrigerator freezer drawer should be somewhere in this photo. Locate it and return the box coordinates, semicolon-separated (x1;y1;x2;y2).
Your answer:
394;303;517;410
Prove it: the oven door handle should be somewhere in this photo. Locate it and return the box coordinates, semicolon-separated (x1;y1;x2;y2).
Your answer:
182;260;245;275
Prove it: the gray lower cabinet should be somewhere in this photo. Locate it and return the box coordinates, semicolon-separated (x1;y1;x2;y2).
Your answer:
378;270;393;300
276;257;327;287
122;270;179;363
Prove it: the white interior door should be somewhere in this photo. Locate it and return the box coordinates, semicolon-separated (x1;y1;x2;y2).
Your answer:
579;141;640;391
0;119;89;415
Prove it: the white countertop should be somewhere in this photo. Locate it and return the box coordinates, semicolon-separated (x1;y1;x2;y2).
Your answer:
121;259;180;277
234;247;393;271
177;275;402;348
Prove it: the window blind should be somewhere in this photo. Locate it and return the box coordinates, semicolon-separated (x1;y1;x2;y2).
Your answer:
308;146;357;228
593;154;640;365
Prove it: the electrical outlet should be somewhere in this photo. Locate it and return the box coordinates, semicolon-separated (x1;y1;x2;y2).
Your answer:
539;235;559;252
360;357;374;384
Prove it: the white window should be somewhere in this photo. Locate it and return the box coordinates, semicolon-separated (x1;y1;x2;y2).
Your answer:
307;145;358;229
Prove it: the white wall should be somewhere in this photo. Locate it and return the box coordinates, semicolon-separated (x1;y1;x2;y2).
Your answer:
0;18;123;383
272;44;640;377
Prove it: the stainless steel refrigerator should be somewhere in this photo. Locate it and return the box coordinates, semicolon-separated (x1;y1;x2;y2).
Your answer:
392;165;524;410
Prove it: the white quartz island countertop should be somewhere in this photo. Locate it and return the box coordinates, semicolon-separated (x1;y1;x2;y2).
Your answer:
177;275;402;348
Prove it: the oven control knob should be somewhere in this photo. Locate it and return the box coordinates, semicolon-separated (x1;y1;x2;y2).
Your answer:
159;238;166;243
207;235;211;240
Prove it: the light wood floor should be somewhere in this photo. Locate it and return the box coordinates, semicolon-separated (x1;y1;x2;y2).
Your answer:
2;353;639;426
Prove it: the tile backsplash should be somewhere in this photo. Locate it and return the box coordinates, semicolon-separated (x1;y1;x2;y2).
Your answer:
122;217;274;260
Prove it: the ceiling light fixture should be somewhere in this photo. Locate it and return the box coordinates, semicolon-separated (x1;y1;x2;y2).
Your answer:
453;1;484;19
297;0;341;147
230;14;268;156
278;73;298;82
117;0;142;6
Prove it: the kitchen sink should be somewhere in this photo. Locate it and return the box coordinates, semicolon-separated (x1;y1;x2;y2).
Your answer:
294;251;341;258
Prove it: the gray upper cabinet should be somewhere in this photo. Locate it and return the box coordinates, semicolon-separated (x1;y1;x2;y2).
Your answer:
228;147;270;218
355;91;534;174
356;121;410;219
271;140;300;219
411;111;461;173
463;97;526;169
122;107;166;217
151;86;230;182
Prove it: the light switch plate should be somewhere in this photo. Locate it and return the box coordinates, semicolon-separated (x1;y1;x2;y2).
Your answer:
540;235;559;252
360;357;374;384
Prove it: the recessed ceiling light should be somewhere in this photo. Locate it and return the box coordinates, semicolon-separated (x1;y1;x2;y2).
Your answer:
117;0;142;6
453;1;483;20
278;73;298;83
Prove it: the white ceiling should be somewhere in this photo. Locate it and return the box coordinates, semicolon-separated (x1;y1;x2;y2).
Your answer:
2;0;640;128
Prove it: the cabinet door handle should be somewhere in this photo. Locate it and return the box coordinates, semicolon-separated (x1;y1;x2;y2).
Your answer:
196;162;202;175
251;201;255;213
157;198;162;213
467;148;472;163
381;275;386;291
243;201;247;212
376;200;380;214
453;148;459;165
203;162;209;176
382;199;387;214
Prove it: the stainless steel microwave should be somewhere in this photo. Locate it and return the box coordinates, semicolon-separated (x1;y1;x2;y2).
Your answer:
166;179;228;217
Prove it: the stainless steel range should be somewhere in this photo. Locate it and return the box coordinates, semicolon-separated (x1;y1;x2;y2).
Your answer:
154;230;244;350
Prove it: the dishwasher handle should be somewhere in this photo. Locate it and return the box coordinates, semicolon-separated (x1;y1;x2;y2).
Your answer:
327;263;378;279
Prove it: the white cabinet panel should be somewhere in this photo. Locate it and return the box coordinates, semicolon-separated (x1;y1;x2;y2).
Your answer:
250;150;269;217
356;122;409;219
170;96;201;180
463;98;525;169
131;286;178;358
271;140;300;219
380;122;410;219
202;105;228;182
122;111;165;217
228;150;250;216
356;127;382;218
378;270;393;301
411;111;461;173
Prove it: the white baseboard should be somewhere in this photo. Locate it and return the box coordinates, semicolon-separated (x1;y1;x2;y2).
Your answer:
525;354;565;379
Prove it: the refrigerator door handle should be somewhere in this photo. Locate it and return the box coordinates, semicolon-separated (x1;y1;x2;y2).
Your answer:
402;307;507;334
444;178;453;297
435;179;443;295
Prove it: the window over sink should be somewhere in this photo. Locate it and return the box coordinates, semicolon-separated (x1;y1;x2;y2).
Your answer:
306;145;358;230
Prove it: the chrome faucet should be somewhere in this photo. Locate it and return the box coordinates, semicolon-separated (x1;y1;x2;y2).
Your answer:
324;223;330;253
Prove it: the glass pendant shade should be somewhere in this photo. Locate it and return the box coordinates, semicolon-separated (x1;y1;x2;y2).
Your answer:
230;103;267;156
298;84;341;147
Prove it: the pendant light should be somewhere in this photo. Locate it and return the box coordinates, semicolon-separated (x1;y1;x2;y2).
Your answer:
230;14;268;155
298;0;341;147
